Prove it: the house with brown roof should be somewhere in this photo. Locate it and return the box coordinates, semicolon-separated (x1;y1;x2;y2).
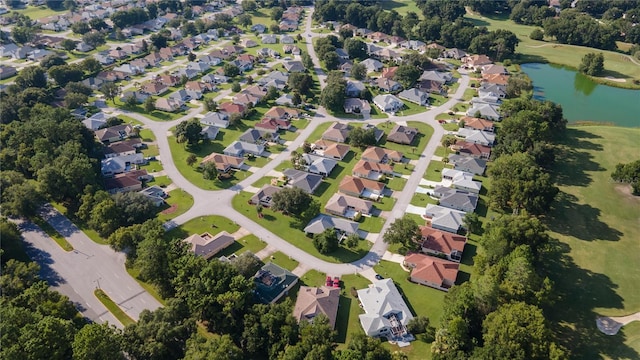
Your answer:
95;124;134;143
462;54;492;71
353;160;394;181
325;193;373;219
381;66;398;79
157;74;181;87
218;102;246;115
419;226;467;262
367;31;390;43
255;118;291;133
249;185;282;207
293;286;340;329
200;152;245;173
454;140;491;159
481;64;508;76
155;98;184;112
104;142;137;159
481;73;509;86
322;123;352;143
313;140;351;161
376;77;402;93
183;231;235;260
403;253;459;292
387;125;418;145
233;93;261;107
265;106;300;120
185;81;214;93
141;82;169;95
339;176;386;200
461;116;495;133
361;146;403;164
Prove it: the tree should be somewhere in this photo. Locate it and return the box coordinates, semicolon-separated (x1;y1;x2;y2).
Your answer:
339;28;354;39
489;152;558;215
72;323;124;360
611;160;640;195
578;52;604;76
237;14;252;28
271;7;284;21
89;18;108;31
100;82;120;103
11;26;38;44
323;51;340;70
229;251;263;278
65;92;88;109
349;127;377;148
60;39;78;52
463;212;481;235
0;178;42;217
271;187;313;216
223;62;240;77
320;72;346;112
302;142;312;154
338;333;392;360
184;334;243;360
394;64;421;88
280;315;335;360
48;64;84;87
231;82;241;92
82;30;106;48
481;302;559;360
506;74;533;98
383;215;419;251
530;28;544;40
241;301;299;358
344;38;367;60
71;22;91;35
63;0;77;11
175;120;203;145
351;62;366;80
407;315;433;336
292;92;302;106
287;73;313;95
16;66;47;89
313;229;339;254
241;0;257;12
124;94;138;108
201;161;218;180
344;233;360;248
265;86;279;101
269;23;280;34
186;154;197;167
113;192;157;225
144;97;155;112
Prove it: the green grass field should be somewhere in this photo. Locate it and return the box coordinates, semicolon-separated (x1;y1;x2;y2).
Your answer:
157;189;194;222
94;289;135;327
3;5;66;20
544;126;640;359
464;12;640;88
267;251;299;272
165;215;240;241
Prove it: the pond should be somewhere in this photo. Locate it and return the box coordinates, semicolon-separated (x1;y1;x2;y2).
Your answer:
520;63;640;127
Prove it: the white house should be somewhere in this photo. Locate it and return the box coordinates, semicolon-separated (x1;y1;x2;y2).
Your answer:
357;279;415;341
373;94;403;113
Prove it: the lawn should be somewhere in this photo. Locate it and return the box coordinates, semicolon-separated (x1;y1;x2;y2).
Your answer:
299;269;328;288
218;234;267;257
157;189;194;222
4;5;66;19
543;126;640;359
358;215;385;234
267;251;299;272
465;12;640;89
165;215;240;242
126;267;166;305
117;101;188;121
433;146;450;158
377;121;435;161
410;193;437;208
334;274;371;347
147;175;172;188
232;191;372;264
31;216;73;251
424;160;447;182
379;0;422;16
441;122;459;132
94;289;135;327
462;88;477;101
397;100;429;117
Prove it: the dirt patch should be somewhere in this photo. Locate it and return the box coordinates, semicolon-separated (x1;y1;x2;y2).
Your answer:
161;204;178;214
604;76;627;83
614;184;640;203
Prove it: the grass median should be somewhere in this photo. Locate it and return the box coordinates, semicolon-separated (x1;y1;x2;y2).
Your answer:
31;216;73;251
94;289;136;327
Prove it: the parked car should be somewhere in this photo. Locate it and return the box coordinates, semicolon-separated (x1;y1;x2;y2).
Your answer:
326;276;333;287
332;276;340;288
375;274;384;280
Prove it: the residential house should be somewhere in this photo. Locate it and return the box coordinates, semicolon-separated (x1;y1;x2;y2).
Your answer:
252;24;267;33
398;88;429;106
356;28;372;37
100;153;144;176
283;61;305;73
170;89;203;102
420;226;467;262
185;81;214;94
340;61;353;74
261;34;277;44
82;77;105;90
201;73;228;84
254;262;299;304
373;94;404;113
381;66;398;79
280;35;295;44
462;54;492;70
434;185;478;208
157;74;181;87
265;106;300;120
104;170;148;193
174;68;199;80
353;160;393;181
186;61;211;74
357;279;414;339
454;140;492;159
443;48;467;59
360;58;384;73
283;169;323;194
427;42;446;52
275;94;294;106
114;63;143;76
361;146;403;164
95;124;134;143
144;53;162;67
82;112;109;130
447;154;487;175
27;49;53;61
303;214;360;237
258;71;289;89
198;55;222;66
400;40;426;51
477;83;507;99
249;185;282;207
201;126;219;140
456;128;495;146
461;116;495;133
109;49;128;60
417;79;444;94
343;98;371;117
200;152;245;173
183;231;235;260
233;93;261;107
466;103;501;121
293;286;340;329
322;123;352;143
0;43;19;58
404;253;459;292
325;193;373;219
424;204;466;234
120;91;149;104
481;64;508;76
219;102;246;116
339;176;385;200
103;142;137;159
130;58;150;69
419;70;452;84
363;124;386;143
376;78;402;93
367;31;389;43
255;118;291;133
481;73;509;86
138;186;167;207
155;98;184;112
345;80;366;98
302;154;337;177
0;65;19;79
224;141;265;157
239;128;280;144
441;168;482;193
76;42;94;52
141;82;169;95
241;38;258;48
312;140;351;161
335;48;349;60
387;125;419;145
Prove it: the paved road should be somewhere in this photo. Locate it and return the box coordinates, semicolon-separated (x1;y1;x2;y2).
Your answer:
32;204;162;326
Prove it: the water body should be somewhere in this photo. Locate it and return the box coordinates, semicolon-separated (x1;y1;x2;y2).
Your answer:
520;63;640;127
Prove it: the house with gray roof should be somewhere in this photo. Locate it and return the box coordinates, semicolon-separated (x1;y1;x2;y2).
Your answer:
239;128;280;144
254;262;299;304
373;94;404;113
466;103;501;121
283;61;305;73
249;185;282;207
303;214;360;237
223;141;265;157
419;70;452;84
424;204;466;234
387;124;419;145
436;188;479;213
184;231;235;260
478;83;506;98
456;128;495;146
363;124;385;143
283;169;323;194
442;168;482;193
200;112;229;128
302;154;337;177
447;155;486;175
360;58;384;73
345;80;366;98
357;279;414;340
325;193;373;219
201;126;219;140
398;88;429;106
